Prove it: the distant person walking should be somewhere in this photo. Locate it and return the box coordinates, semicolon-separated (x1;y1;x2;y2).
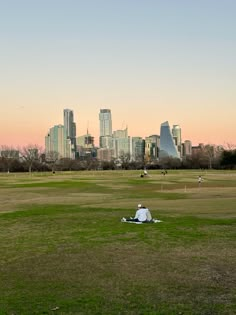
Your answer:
198;175;202;187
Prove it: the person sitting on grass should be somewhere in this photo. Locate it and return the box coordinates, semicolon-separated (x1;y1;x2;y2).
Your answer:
121;204;153;223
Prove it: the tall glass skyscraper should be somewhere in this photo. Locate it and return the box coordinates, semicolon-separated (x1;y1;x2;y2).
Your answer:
99;109;112;148
159;121;179;159
172;125;182;157
131;137;145;161
63;109;76;157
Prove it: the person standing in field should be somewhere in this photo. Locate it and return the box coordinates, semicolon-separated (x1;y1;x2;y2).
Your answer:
198;175;202;187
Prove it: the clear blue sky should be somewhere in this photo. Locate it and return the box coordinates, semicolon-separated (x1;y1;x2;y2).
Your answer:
1;0;235;147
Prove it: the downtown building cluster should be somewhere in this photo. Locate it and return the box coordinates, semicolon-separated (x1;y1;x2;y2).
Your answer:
45;108;193;162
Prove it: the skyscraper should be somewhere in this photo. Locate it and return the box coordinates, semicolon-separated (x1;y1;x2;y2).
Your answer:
45;124;72;159
144;135;160;162
183;140;192;157
112;127;130;159
131;137;145;161
172;125;182;157
63;109;76;157
99;109;112;148
159;121;180;159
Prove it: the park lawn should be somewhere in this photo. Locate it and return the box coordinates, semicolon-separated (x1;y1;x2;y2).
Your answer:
0;170;235;314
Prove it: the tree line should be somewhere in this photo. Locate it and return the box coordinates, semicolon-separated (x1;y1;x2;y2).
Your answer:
0;144;235;173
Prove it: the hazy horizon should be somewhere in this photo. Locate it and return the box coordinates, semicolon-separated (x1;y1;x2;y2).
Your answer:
1;0;235;148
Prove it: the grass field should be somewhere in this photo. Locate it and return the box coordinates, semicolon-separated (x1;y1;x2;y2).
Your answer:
0;170;235;315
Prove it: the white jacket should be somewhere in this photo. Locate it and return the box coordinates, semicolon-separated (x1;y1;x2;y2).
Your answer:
134;207;152;222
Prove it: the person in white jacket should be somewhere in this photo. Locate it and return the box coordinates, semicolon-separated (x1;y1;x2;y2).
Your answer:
122;204;153;223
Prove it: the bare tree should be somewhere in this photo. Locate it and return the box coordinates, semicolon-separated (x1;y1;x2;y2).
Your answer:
202;144;215;169
224;143;236;150
46;151;60;172
20;144;43;173
119;152;131;169
202;144;223;169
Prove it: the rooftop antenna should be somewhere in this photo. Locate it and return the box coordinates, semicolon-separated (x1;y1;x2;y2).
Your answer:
83;121;89;148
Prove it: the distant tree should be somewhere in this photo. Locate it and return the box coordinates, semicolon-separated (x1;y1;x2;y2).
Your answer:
72;159;86;171
10;158;25;172
182;156;193;169
46;151;60;172
0;146;19;172
119;153;131;170
101;160;115;170
220;149;236;169
159;157;181;169
84;157;99;170
20;145;44;173
201;144;222;169
191;146;211;169
145;160;160;170
57;158;80;171
224;143;236;151
201;144;214;169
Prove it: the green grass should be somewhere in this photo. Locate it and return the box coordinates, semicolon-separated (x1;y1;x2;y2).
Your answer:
0;170;236;314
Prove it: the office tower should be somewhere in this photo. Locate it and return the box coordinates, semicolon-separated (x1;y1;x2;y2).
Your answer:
113;128;128;139
172;125;182;157
113;137;131;159
183;140;192;157
131;137;145;161
76;130;95;158
97;148;114;161
63;109;76;157
77;134;94;149
45;124;72;159
144;135;160;162
99;109;112;148
159;121;180;159
112;127;130;159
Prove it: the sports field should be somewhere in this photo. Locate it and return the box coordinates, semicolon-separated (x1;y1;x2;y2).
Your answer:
0;170;235;315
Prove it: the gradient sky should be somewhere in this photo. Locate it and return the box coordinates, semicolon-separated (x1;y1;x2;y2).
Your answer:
1;0;235;148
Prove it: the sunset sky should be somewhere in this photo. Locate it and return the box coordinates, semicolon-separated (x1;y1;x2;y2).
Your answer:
1;0;235;148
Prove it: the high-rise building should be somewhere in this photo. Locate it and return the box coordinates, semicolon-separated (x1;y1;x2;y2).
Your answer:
183;140;192;157
63;109;76;157
131;137;145;161
144;135;160;162
113;137;131;159
112;127;130;159
77;134;94;149
97;148;114;161
99;109;112;148
159;121;180;159
172;125;182;157
45;124;72;159
113;128;128;139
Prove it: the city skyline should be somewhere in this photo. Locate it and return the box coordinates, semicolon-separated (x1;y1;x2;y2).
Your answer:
1;0;235;147
45;108;186;161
